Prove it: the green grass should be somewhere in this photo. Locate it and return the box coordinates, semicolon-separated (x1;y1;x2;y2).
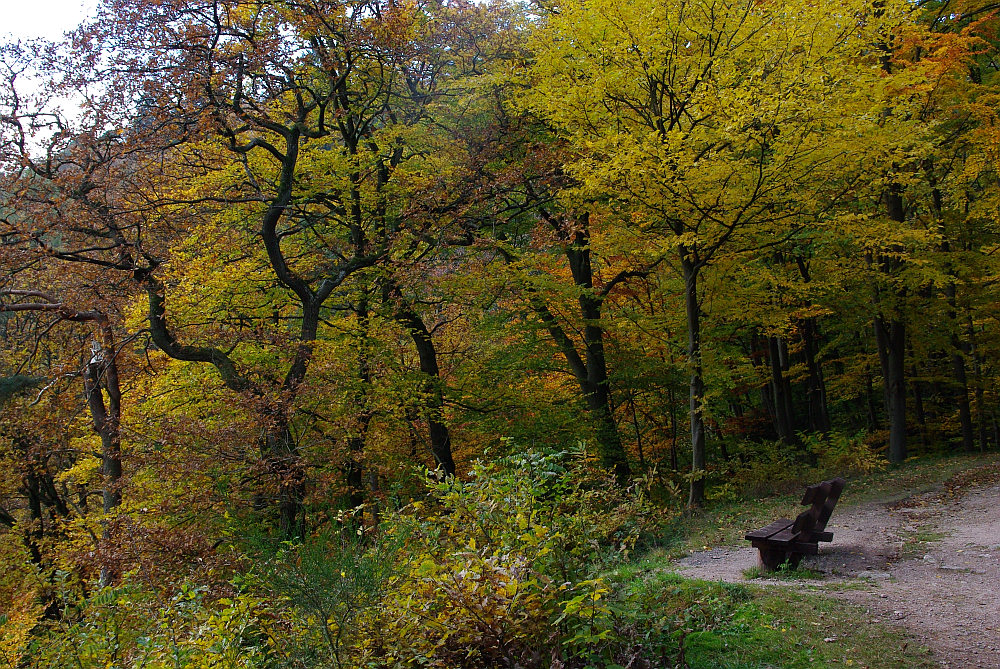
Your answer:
741;563;825;581
602;567;935;668
716;589;935;668
898;528;948;559
908;529;946;543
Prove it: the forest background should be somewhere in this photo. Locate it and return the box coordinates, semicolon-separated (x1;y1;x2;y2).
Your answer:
1;0;999;665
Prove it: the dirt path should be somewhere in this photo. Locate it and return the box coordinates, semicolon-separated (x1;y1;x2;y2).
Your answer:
673;477;1000;668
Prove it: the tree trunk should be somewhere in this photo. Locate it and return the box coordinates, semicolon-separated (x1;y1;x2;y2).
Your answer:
346;303;374;509
800;318;831;433
531;213;631;483
952;346;975;452
629;393;646;468
83;351;123;587
566;224;630;482
82;323;123;519
944;282;975;452
254;418;306;540
265;302;323;539
875;314;907;463
873;187;907;464
777;338;797;434
864;363;880;432
395;306;456;476
768;336;795;442
587;387;628;480
794;258;830;433
751;333;778;436
966;316;988;452
682;251;706;507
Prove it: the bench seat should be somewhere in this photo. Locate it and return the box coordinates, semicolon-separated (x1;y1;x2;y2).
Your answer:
745;478;845;571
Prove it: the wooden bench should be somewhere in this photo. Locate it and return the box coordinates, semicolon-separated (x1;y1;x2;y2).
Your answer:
745;477;846;571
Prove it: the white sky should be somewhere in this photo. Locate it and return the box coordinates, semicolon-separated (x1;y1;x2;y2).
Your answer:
1;0;99;42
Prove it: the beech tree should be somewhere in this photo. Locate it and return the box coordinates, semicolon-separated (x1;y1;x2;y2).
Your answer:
525;0;923;504
0;0;507;536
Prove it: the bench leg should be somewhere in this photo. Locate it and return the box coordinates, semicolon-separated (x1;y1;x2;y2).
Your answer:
757;549;804;571
758;548;787;571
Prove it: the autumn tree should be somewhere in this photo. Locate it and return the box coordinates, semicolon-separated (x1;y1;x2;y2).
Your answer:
0;0;513;537
525;0;924;504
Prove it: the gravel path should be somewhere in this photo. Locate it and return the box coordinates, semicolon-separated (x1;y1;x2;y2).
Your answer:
673;479;1000;668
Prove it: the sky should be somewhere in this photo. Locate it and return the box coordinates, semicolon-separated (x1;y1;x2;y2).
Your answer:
1;0;98;42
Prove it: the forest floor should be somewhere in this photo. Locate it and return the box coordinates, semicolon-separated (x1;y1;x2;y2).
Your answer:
671;459;1000;668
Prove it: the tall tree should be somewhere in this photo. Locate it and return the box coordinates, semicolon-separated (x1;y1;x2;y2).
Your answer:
524;0;920;504
0;0;509;535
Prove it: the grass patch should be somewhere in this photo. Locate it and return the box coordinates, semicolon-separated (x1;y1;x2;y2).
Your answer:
843;453;1000;505
742;563;825;581
899;528;948;559
607;573;935;668
909;529;946;543
732;588;936;668
603;556;930;666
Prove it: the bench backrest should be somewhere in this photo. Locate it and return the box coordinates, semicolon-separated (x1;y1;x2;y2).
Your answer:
791;477;846;538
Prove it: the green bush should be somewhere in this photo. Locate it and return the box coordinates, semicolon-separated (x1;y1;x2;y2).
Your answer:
22;579;278;669
362;446;656;667
18;446;664;668
711;431;883;501
253;523;409;669
804;430;885;476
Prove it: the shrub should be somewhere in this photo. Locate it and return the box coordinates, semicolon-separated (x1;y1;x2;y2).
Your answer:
711;431;884;501
22;579;278;669
254;524;408;669
804;431;885;476
363;446;655;667
17;446;659;668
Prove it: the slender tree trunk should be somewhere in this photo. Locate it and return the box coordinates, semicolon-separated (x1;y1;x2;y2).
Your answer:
266;303;323;539
875;314;907;463
24;467;44;567
768;336;795;442
952;347;976;452
586;386;628;480
751;333;778;435
83;321;123;519
83;349;123;587
944;282;975;451
629;394;646;469
345;302;373;509
682;251;706;507
801;318;831;433
794;258;831;433
567;225;630;482
966;316;988;451
395;306;456;475
872;187;907;464
864;363;880;432
531;213;631;483
777;338;797;433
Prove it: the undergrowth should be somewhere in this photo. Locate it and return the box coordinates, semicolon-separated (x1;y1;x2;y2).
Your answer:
6;444;987;667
